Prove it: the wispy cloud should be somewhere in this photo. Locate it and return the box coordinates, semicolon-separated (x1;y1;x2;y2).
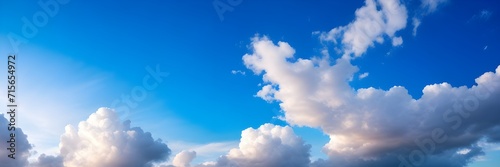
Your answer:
412;0;448;36
358;72;369;80
231;70;246;75
468;9;493;23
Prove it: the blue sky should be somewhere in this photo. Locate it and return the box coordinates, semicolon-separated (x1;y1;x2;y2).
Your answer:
1;0;500;167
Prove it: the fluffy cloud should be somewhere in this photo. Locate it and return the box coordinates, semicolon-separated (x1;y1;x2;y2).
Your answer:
199;124;311;167
0;114;32;167
320;0;407;57
392;36;403;46
244;36;500;167
172;150;197;167
59;107;171;167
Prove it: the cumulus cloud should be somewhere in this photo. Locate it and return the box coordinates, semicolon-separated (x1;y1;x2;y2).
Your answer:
256;85;278;102
0;114;32;167
59;107;171;167
319;0;407;57
172;150;197;167
244;36;500;167
199;124;311;167
412;0;447;36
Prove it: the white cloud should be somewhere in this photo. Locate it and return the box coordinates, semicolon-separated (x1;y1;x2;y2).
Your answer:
244;36;500;167
231;70;246;75
392;36;403;46
320;0;407;57
358;72;369;80
199;124;311;167
59;107;171;167
172;151;197;167
256;85;278;102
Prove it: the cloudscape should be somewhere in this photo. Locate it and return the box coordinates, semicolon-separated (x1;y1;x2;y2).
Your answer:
0;0;499;167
